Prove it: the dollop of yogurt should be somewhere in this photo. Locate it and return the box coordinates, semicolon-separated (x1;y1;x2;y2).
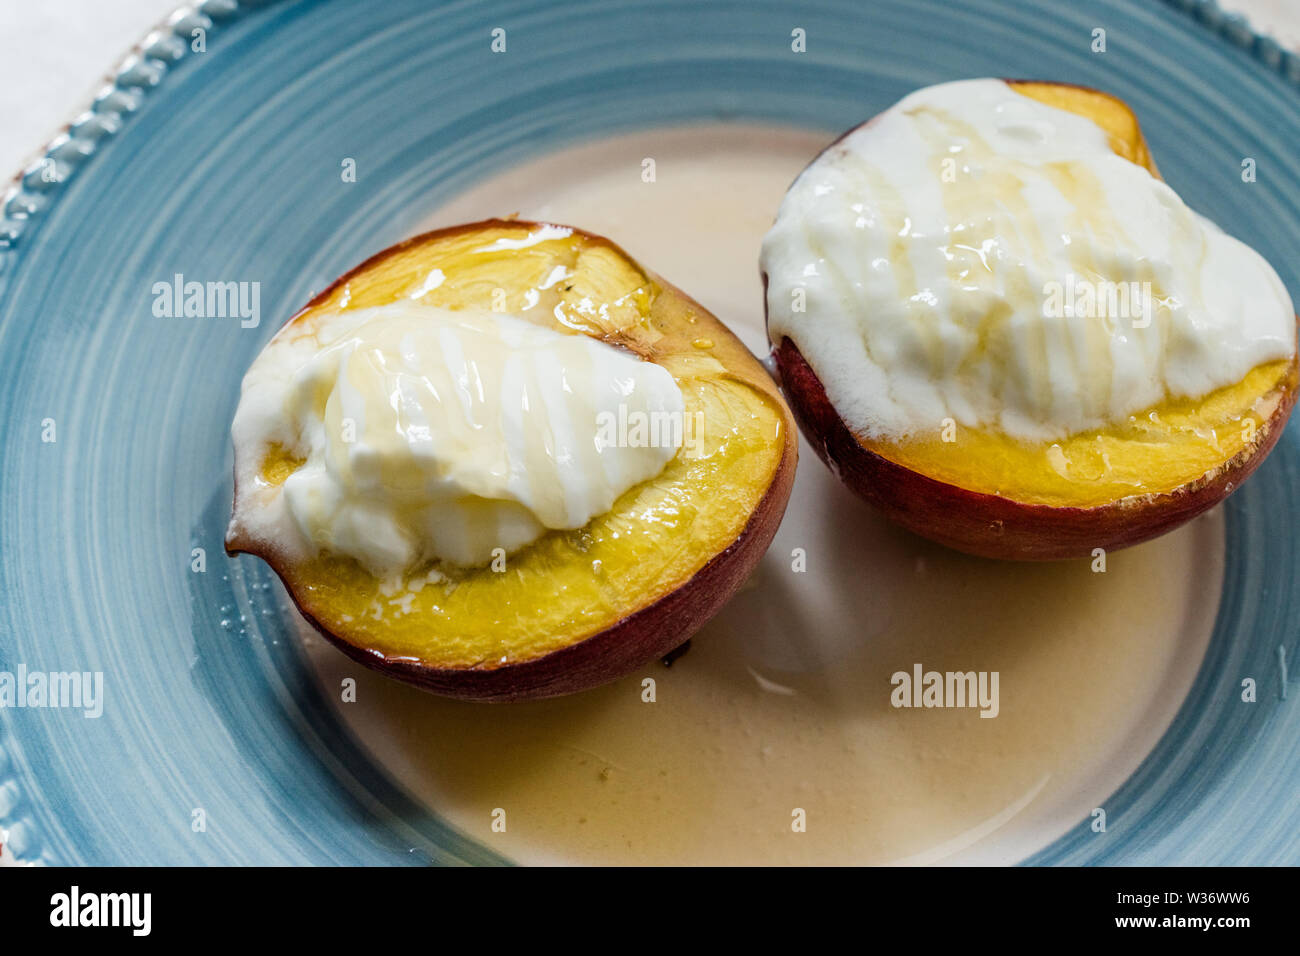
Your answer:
762;78;1296;442
228;302;684;575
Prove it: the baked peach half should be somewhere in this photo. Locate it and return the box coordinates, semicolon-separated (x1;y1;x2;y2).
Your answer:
763;79;1298;560
227;219;795;699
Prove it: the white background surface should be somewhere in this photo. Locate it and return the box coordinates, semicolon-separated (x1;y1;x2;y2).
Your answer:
1;1;1297;183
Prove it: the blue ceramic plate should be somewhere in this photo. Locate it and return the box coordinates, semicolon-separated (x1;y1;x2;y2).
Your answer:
1;0;1297;865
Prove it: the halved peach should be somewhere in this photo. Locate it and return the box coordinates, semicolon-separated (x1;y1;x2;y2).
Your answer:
228;220;796;699
767;81;1298;560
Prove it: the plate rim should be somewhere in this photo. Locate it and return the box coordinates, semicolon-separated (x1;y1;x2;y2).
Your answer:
6;0;1300;283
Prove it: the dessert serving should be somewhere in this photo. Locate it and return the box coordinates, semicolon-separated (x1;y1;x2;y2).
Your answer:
12;0;1300;872
763;79;1299;559
226;220;796;700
